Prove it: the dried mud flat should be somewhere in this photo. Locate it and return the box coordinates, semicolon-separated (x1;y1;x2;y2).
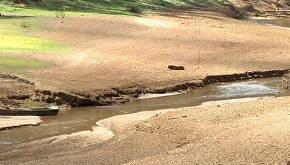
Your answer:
1;7;290;165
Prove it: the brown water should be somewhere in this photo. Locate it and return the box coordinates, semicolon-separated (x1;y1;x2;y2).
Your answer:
0;77;285;148
261;18;290;28
249;18;290;28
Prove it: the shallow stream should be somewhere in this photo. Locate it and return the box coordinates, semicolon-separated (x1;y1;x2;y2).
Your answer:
0;77;286;148
260;18;290;28
249;18;290;28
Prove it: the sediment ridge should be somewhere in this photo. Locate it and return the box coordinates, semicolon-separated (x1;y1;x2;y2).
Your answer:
2;69;287;108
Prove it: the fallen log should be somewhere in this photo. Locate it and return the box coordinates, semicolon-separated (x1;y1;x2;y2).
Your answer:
168;65;185;70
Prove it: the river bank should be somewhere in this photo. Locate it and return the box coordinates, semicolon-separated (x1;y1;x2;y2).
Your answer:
1;2;290;164
1;2;290;108
0;68;287;130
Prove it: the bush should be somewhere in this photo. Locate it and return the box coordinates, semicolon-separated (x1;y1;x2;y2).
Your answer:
128;6;142;14
11;0;43;4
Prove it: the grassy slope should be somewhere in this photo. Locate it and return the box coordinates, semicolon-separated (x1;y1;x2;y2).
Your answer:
0;0;224;73
0;0;224;16
0;57;49;67
0;57;49;74
0;0;224;52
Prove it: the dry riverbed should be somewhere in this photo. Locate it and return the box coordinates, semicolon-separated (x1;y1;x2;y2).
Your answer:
1;5;290;165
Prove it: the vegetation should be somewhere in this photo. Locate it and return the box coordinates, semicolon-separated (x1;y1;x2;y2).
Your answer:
0;18;67;53
0;57;49;67
0;57;49;74
0;17;63;73
0;0;226;16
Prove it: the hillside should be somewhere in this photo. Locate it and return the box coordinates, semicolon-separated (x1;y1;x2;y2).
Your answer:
1;0;224;16
1;0;290;19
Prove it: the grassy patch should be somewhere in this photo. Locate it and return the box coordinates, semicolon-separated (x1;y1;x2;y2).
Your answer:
0;18;68;53
0;57;49;67
0;0;226;16
0;57;49;74
0;68;29;74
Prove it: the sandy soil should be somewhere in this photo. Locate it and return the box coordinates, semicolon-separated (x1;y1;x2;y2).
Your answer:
2;9;290;94
2;97;290;164
1;6;290;165
0;116;42;130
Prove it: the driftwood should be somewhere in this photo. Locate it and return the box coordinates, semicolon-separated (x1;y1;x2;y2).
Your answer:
264;10;290;12
168;65;185;70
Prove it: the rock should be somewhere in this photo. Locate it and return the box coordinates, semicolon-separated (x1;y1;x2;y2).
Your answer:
7;95;29;100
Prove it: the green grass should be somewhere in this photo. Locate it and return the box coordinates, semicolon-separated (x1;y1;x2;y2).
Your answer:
0;18;68;53
0;0;226;16
0;57;49;67
0;57;49;74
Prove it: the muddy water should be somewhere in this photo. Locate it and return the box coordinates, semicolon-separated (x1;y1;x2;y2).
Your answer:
0;77;285;148
251;18;290;28
261;18;290;28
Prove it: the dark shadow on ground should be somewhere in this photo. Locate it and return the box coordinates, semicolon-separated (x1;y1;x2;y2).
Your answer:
155;4;243;20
